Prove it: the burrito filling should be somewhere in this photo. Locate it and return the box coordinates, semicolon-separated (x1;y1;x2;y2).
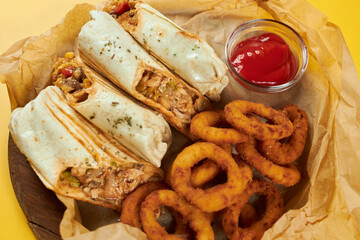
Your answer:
105;1;139;30
59;162;161;208
106;1;133;17
136;70;209;124
52;52;92;103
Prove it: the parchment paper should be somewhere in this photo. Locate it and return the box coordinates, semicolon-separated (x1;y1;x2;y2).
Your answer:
1;0;360;239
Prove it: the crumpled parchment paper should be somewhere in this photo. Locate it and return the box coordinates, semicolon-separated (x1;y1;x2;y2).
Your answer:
1;0;360;239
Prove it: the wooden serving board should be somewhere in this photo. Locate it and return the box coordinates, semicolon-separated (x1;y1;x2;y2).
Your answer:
8;134;65;240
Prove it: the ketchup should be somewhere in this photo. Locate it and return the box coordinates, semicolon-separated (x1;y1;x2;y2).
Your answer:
231;33;296;86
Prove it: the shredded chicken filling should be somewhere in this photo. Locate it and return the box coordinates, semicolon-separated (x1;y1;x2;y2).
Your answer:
136;71;206;124
52;53;92;103
59;163;152;207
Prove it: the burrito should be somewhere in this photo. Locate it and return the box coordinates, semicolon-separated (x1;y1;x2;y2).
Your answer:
78;10;211;140
51;53;172;167
103;0;229;102
9;86;164;210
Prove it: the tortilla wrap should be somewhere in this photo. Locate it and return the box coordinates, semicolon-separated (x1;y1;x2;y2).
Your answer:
78;10;211;140
9;86;164;209
52;55;172;167
104;0;229;101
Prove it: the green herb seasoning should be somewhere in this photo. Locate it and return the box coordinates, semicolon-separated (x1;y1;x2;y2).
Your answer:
126;116;132;126
112;115;133;129
104;41;112;47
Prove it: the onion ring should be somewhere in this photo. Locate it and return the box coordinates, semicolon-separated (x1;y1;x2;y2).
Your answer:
239;203;259;228
235;138;301;187
190;110;249;144
120;182;189;235
120;181;167;229
190;143;232;188
168;142;253;212
222;179;284;240
224;100;293;141
258;104;308;165
140;189;214;240
171;210;191;235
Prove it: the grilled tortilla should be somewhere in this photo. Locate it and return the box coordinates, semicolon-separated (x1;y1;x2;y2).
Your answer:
9;86;164;210
78;10;211;140
51;54;171;167
103;0;229;102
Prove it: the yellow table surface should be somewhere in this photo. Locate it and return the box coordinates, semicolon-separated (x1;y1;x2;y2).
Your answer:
0;0;359;239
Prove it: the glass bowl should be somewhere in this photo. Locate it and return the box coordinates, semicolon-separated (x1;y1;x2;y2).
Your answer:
225;19;308;93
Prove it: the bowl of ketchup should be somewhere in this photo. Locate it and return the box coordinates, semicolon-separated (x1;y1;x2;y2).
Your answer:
225;19;308;93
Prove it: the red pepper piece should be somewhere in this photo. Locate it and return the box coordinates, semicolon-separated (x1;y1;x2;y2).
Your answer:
113;2;130;15
61;67;73;78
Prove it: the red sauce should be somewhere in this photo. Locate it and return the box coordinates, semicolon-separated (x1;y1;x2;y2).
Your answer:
231;33;296;86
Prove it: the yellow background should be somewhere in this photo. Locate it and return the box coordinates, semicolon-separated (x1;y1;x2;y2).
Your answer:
0;0;359;239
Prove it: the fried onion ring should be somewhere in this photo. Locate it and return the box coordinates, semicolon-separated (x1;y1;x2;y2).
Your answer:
190;110;249;144
121;182;189;235
239;203;259;228
168;142;253;212
235;138;301;187
140;189;214;240
171;210;191;235
190;143;232;188
224;100;293;141
258;104;308;165
120;181;167;229
222;179;284;240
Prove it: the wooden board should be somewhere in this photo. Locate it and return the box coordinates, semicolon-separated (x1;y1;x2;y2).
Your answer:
8;134;65;240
